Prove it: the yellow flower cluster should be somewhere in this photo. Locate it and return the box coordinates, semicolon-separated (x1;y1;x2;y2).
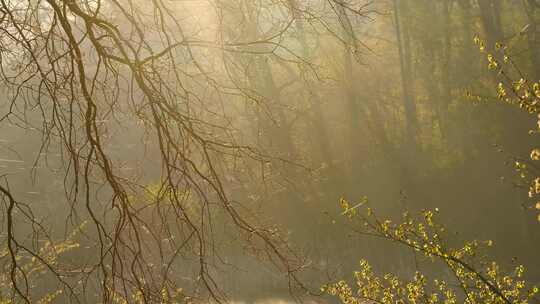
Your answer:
473;36;540;221
325;200;539;304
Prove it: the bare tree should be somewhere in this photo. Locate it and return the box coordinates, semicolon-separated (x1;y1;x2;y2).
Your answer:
0;0;375;302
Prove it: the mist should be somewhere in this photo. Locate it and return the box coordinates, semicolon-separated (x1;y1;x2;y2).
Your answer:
0;0;539;303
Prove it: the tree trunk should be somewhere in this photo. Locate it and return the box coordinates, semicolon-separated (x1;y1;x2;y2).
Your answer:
286;0;333;170
477;0;503;46
523;0;540;81
393;0;418;146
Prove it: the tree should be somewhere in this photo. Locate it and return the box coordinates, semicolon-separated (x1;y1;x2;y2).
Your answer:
0;0;377;302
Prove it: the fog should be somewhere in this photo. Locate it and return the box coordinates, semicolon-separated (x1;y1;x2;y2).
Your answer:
0;0;539;303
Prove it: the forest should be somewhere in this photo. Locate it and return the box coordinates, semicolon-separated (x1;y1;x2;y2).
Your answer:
0;0;539;303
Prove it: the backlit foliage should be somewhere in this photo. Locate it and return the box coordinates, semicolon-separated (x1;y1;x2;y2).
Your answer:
107;286;189;304
324;198;539;304
471;36;540;221
0;223;82;303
